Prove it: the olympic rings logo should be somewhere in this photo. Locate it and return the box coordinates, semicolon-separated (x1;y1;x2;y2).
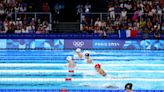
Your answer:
73;41;84;47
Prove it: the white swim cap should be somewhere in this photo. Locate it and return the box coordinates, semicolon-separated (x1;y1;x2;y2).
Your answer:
66;56;72;61
76;48;81;52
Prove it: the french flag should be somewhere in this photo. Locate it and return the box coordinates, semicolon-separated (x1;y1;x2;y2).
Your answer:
119;29;138;38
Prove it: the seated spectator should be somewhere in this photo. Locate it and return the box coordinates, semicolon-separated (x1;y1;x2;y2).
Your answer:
107;25;115;34
154;25;160;39
36;24;46;34
0;5;5;15
87;26;94;33
0;19;3;30
14;4;19;12
21;25;29;33
154;32;160;39
161;22;164;33
146;19;153;31
23;16;28;25
121;9;127;21
93;26;100;34
9;19;15;26
3;19;9;32
142;28;149;39
42;17;49;32
94;18;101;27
140;18;146;30
19;4;27;12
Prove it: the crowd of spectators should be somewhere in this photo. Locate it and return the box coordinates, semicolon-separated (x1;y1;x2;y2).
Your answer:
81;0;164;38
0;0;51;34
0;0;164;37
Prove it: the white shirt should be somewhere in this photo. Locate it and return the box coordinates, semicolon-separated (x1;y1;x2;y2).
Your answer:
95;21;101;27
121;11;127;17
15;30;21;33
0;8;4;14
4;22;8;31
126;4;132;10
16;21;23;26
15;7;19;12
22;28;29;33
108;7;114;12
85;8;89;13
157;9;162;15
151;9;156;14
9;21;15;25
20;7;27;12
162;26;164;30
148;11;153;16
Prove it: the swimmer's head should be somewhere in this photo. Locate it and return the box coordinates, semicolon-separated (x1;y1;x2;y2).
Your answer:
84;50;90;57
76;48;81;53
85;52;90;59
95;64;101;69
66;56;72;61
85;53;90;56
125;83;133;90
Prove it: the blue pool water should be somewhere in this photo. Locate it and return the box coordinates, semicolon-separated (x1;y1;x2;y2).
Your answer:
0;50;164;90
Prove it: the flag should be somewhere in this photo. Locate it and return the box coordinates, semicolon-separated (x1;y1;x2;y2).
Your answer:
119;29;138;38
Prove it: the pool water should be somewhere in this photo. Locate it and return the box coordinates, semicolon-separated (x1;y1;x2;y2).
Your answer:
0;50;164;90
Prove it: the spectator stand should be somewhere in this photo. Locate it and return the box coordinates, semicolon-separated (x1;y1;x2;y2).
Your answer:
80;12;164;39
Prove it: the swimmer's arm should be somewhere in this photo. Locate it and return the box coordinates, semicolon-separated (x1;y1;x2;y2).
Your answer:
73;54;80;60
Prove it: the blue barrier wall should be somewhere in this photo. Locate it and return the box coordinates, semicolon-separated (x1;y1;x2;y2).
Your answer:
0;34;163;39
0;39;64;49
0;89;164;92
1;39;164;50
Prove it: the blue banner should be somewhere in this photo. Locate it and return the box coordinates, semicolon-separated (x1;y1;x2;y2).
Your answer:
5;39;64;49
141;40;164;49
0;39;7;48
93;40;164;49
1;39;164;49
64;39;93;49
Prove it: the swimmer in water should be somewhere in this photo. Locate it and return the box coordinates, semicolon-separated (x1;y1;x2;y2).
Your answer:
95;64;107;77
66;56;76;68
85;51;93;64
125;83;133;92
75;48;83;59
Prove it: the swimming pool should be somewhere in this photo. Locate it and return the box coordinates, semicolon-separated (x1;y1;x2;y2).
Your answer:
0;50;164;90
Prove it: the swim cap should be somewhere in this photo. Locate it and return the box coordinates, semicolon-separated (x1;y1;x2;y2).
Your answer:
76;48;81;52
125;83;133;90
85;53;90;56
95;64;101;68
66;56;72;61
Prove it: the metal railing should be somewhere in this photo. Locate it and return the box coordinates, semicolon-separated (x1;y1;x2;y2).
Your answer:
14;12;52;23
